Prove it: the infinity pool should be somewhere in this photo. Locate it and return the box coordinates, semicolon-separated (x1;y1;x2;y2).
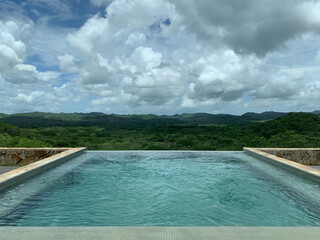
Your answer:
0;151;320;226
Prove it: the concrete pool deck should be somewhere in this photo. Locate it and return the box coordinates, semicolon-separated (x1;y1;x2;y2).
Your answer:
0;227;320;240
0;166;20;175
0;147;86;192
243;148;320;183
311;165;320;170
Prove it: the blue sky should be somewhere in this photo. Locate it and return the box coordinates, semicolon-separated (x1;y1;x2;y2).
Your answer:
0;0;320;115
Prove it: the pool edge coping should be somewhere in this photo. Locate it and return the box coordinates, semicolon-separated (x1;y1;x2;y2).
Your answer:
243;147;320;183
0;147;86;192
0;226;320;240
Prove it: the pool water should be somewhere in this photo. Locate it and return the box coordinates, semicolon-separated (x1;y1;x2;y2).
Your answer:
0;151;320;226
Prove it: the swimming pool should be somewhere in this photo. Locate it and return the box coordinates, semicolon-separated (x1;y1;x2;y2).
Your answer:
0;151;319;226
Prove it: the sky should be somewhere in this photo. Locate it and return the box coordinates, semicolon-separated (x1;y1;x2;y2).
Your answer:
0;0;320;115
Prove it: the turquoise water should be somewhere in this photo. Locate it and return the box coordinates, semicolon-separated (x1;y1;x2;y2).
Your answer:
0;151;320;226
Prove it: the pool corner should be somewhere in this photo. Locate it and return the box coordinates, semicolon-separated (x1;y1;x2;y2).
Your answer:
0;147;87;192
243;147;320;183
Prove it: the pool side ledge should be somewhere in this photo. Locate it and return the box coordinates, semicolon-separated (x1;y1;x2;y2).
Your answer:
0;147;86;192
1;226;320;240
243;147;320;183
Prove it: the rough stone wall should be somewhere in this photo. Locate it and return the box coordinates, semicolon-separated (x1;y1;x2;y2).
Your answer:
0;148;68;165
260;149;320;166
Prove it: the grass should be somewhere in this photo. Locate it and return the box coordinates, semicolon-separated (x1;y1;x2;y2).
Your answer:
0;164;22;167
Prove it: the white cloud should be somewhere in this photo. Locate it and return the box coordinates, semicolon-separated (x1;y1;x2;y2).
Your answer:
67;15;110;55
58;54;78;73
181;97;196;108
0;20;60;84
130;47;162;72
61;0;320;114
0;19;73;113
66;0;183;108
29;19;71;67
134;68;180;88
172;0;320;56
2;0;320;114
126;32;146;46
316;50;320;62
0;21;27;72
10;85;72;112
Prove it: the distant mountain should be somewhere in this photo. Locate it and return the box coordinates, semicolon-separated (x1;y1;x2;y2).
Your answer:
312;110;320;116
241;111;287;121
0;120;23;136
169;113;249;125
0;111;319;129
0;113;8;118
251;112;320;137
10;112;85;121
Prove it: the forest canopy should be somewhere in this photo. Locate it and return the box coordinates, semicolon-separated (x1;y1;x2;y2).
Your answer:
0;111;319;151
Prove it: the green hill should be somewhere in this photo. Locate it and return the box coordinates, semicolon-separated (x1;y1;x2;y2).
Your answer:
0;111;302;128
248;112;320;148
0;113;8;118
252;112;320;136
0;121;49;148
0;111;319;150
241;111;286;121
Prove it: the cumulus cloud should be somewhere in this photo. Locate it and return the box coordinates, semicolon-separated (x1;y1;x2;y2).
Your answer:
172;0;320;56
186;50;264;101
66;0;182;108
58;54;78;73
60;0;320;113
10;84;73;112
0;20;60;84
130;47;163;72
0;19;73;113
0;21;28;71
2;0;320;114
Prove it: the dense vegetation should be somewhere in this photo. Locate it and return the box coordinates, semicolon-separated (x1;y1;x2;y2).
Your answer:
0;111;319;150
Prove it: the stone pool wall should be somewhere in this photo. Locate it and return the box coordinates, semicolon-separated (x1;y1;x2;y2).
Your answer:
0;148;68;165
257;148;320;166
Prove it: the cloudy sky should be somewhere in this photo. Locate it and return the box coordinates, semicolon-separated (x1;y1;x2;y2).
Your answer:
0;0;320;115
